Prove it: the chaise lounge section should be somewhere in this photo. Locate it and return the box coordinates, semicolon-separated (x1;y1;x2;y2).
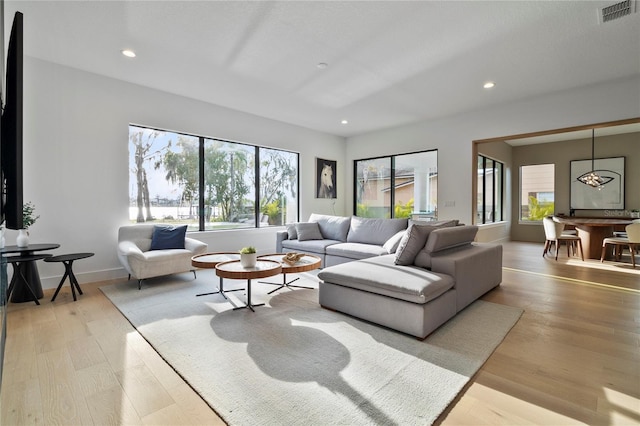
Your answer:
318;224;502;339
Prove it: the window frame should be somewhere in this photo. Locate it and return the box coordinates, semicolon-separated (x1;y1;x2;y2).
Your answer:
519;163;555;224
128;124;299;231
353;149;437;219
477;154;504;224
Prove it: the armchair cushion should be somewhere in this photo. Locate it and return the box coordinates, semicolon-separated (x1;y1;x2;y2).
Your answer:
150;225;188;250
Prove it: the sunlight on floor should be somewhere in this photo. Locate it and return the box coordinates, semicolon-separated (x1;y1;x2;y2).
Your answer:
454;382;583;425
600;387;640;425
562;257;640;276
503;267;640;294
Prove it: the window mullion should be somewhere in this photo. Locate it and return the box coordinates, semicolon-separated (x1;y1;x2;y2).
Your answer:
255;147;260;228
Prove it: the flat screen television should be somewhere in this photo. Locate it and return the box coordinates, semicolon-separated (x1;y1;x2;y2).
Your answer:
1;11;24;229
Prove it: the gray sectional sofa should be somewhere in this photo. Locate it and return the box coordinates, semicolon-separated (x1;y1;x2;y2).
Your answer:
276;214;503;339
276;213;410;267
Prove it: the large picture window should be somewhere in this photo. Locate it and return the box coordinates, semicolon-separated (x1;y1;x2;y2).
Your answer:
355;150;437;219
477;155;504;224
128;125;299;231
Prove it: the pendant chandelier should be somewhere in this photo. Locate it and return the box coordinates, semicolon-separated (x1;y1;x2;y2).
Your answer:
577;129;608;189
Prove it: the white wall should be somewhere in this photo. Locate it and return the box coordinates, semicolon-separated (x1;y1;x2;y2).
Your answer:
7;57;346;288
10;56;640;288
346;75;640;241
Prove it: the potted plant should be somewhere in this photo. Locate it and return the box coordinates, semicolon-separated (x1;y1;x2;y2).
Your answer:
16;202;39;247
239;246;257;268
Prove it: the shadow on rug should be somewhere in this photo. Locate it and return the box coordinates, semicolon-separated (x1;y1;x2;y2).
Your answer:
102;272;522;425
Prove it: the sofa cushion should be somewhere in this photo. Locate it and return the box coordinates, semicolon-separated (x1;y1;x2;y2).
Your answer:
326;242;388;260
383;230;406;254
410;219;459;227
149;225;187;250
347;216;408;245
286;223;298;240
281;239;341;255
309;213;351;242
296;222;323;241
318;255;454;304
414;225;479;269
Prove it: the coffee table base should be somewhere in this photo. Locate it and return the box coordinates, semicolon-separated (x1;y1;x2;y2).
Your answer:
196;277;245;299
259;273;314;294
230;278;265;312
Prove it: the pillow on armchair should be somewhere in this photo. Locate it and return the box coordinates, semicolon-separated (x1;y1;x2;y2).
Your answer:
150;225;188;250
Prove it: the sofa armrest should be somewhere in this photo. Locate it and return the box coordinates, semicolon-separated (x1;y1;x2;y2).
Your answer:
185;237;208;254
430;243;502;311
118;240;145;260
276;230;289;252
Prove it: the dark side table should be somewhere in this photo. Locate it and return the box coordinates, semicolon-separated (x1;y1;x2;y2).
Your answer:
45;252;95;302
2;243;60;303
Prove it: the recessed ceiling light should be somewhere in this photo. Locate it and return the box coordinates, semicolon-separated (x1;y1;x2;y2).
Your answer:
483;81;496;89
341;120;348;125
122;49;136;58
317;62;328;69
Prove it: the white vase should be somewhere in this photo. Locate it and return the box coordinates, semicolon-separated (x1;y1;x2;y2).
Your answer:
240;253;257;268
16;229;29;247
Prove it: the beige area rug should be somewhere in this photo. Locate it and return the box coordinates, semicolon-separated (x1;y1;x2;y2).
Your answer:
101;271;522;425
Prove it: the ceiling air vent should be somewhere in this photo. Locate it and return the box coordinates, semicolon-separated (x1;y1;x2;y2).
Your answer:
600;0;635;23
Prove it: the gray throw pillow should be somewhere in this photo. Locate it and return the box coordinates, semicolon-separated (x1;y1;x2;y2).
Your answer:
394;224;437;265
309;213;351;241
286;223;298;240
383;230;406;254
296;222;323;241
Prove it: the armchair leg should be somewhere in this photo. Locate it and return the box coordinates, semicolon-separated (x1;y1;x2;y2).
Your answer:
191;269;197;279
128;274;131;280
138;279;143;290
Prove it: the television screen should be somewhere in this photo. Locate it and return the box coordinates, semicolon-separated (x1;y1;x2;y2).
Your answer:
1;11;24;229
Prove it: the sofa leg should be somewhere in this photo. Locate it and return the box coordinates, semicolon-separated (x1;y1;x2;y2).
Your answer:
138;279;143;290
128;274;131;280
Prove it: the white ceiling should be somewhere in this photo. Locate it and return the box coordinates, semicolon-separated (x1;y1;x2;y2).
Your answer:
4;0;640;138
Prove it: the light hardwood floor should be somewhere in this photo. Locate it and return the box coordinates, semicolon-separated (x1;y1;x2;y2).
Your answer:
1;241;639;425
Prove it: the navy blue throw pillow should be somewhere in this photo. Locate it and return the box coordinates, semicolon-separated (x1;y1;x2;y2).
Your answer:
150;225;187;250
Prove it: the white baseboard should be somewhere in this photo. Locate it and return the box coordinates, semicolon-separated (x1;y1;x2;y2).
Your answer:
40;267;127;290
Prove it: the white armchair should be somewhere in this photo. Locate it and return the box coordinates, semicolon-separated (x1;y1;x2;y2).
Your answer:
117;224;208;289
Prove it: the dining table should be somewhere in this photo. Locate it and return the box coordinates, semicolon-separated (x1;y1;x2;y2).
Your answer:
554;217;633;259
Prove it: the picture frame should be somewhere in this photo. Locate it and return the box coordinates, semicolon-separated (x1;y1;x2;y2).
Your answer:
316;158;337;199
570;156;625;210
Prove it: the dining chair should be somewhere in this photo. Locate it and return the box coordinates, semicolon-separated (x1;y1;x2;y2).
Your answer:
552;216;577;235
613;218;640;238
543;217;584;261
600;222;640;268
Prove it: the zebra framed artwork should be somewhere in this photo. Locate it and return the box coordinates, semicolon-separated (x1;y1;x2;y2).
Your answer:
316;158;337;199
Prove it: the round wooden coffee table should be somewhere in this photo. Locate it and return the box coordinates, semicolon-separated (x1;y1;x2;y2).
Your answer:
215;259;282;311
257;253;321;294
191;252;242;298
